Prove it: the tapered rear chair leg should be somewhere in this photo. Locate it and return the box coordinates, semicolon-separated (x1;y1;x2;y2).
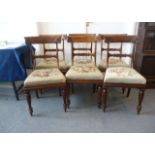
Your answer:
102;87;107;112
25;91;33;116
137;89;145;114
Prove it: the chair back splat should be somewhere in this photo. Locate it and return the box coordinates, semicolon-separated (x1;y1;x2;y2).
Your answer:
68;34;97;66
98;34;131;72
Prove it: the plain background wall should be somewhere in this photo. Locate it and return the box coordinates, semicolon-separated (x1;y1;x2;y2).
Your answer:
0;22;38;43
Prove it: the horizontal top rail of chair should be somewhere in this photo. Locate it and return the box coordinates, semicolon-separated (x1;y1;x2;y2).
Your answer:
69;33;96;36
73;52;96;56
25;35;62;44
104;35;137;43
39;34;67;41
98;34;127;40
68;35;97;42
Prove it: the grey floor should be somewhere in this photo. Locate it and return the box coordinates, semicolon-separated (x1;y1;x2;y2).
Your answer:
0;82;155;133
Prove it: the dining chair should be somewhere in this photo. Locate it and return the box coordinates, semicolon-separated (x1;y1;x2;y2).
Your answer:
101;35;146;114
24;35;70;116
66;34;104;108
98;34;133;95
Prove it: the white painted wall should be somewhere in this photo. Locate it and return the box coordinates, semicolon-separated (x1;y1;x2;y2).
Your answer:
0;22;38;43
37;22;137;35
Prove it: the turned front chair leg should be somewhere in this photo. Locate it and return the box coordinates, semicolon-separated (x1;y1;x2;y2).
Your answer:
102;87;107;112
25;91;33;116
137;89;145;114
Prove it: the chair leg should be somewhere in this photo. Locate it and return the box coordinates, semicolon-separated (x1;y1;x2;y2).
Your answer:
122;88;125;94
12;81;19;101
67;84;71;109
25;91;33;116
71;84;74;93
102;87;107;112
59;88;62;96
63;87;68;112
35;89;39;98
93;84;96;93
97;86;102;108
126;88;131;97
40;89;43;94
137;89;145;114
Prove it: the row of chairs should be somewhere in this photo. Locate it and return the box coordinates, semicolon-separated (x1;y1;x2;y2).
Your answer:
24;34;146;116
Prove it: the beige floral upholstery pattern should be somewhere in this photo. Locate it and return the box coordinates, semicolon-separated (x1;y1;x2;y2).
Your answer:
36;58;69;71
98;58;129;71
104;67;146;84
66;66;104;80
24;68;66;87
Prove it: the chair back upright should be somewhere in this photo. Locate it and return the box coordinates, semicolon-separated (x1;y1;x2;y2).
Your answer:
41;34;66;61
25;35;62;70
99;34;127;60
103;35;137;67
68;34;97;65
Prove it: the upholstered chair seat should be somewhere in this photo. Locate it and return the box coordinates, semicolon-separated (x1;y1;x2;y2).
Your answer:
24;68;66;87
104;67;146;84
66;66;104;81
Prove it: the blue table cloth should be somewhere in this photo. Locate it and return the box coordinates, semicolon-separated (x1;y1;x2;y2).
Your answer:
0;44;31;81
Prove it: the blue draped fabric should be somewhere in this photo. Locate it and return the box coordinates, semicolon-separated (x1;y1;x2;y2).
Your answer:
0;44;30;81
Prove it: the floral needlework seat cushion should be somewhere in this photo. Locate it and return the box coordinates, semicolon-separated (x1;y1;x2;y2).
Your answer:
98;58;129;71
104;67;146;84
24;68;66;87
66;66;104;80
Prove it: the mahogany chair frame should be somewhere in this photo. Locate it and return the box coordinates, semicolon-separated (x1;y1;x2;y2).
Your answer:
101;35;146;114
67;34;103;108
24;35;69;116
99;34;129;94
